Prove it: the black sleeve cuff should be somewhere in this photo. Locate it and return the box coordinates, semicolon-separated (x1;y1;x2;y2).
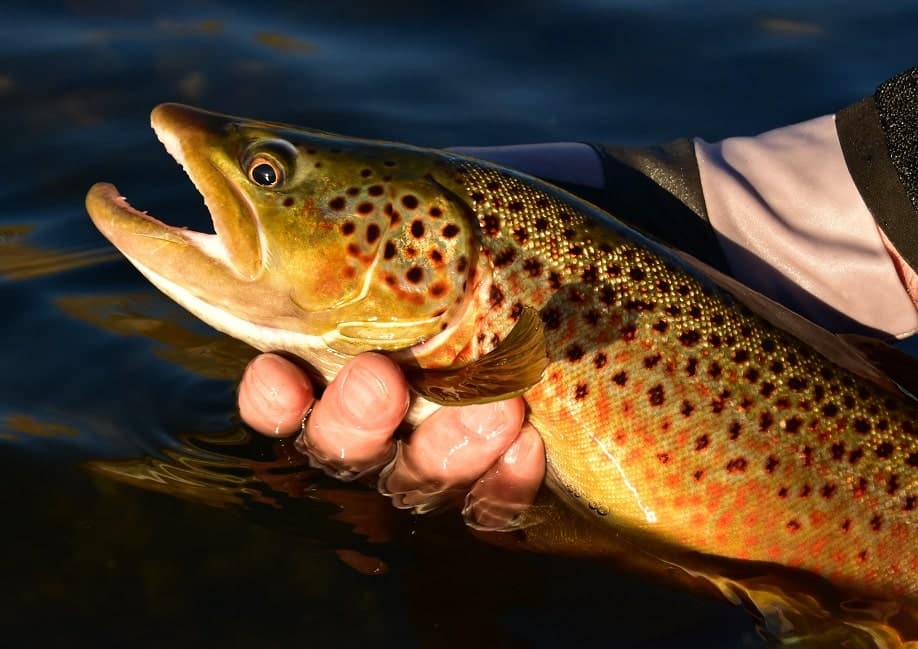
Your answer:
836;66;918;271
557;139;729;273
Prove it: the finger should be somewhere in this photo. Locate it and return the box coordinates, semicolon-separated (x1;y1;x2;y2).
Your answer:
379;397;526;512
462;423;545;531
238;353;315;437
302;353;408;480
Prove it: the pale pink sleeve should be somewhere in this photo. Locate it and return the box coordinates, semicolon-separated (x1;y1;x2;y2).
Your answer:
694;116;918;338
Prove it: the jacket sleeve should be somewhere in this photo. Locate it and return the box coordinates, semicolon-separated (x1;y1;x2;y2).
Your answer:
837;66;918;276
585;67;918;339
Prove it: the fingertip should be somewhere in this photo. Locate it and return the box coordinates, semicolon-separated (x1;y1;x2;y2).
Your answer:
239;353;314;437
463;423;545;531
322;353;409;430
302;353;407;472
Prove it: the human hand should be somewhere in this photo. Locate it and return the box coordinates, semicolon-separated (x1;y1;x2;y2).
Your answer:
238;352;545;530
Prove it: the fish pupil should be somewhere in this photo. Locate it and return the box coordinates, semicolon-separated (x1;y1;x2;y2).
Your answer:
251;163;277;186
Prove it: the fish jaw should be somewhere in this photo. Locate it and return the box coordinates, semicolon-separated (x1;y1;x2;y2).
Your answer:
85;105;335;364
87;104;481;366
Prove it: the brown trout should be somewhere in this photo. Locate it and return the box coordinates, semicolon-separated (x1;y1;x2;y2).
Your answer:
86;104;917;600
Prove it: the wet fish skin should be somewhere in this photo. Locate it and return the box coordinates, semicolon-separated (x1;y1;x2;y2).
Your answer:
85;105;918;599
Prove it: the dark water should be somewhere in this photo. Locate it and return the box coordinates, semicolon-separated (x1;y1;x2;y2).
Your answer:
1;2;916;647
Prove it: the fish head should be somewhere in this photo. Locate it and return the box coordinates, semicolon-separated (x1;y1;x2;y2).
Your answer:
86;104;478;360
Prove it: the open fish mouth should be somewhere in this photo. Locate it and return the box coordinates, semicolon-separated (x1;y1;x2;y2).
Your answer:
86;104;263;284
84;105;322;357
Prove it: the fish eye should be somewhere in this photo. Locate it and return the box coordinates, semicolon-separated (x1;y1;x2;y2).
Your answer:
246;155;283;188
243;139;297;189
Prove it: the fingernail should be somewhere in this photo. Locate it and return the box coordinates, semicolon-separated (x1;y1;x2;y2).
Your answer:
338;365;388;421
458;402;507;437
250;355;291;417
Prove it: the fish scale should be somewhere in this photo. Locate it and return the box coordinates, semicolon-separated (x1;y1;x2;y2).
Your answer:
434;159;918;598
85;104;917;601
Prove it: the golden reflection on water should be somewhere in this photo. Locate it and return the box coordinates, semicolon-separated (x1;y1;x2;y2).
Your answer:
4;414;80;439
0;224;120;280
56;292;256;380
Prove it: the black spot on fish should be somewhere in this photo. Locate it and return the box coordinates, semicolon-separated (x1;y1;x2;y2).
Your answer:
728;421;742;440
648;384;665;406
523;258;542;277
442;224;460;238
787;376;807;391
540;308;561;330
679;330;701;347
483;214;500;236
406;267;423;283
402;194;419;210
574;383;588;400
612;371;628;386
366;224;380;244
765;456;779;473
681;400;694;416
695;434;709;451
599;286;616;305
593;352;608;369
887;474;900;495
341;221;355;236
830;442;845;461
489;285;504;308
357;202;373;214
368;185;384;197
283;197;295;207
707;362;722;379
759;412;774;431
726;457;748;473
566;345;585;362
494;248;516;267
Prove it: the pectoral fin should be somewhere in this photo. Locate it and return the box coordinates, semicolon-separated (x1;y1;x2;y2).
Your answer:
407;307;549;405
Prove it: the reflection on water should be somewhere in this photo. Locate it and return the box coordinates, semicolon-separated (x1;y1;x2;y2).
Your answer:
0;224;119;280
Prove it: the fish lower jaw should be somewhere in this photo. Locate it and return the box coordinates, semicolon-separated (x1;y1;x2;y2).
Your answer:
128;257;347;381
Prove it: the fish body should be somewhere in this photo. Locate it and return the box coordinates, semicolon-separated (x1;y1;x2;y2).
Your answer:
86;105;917;599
